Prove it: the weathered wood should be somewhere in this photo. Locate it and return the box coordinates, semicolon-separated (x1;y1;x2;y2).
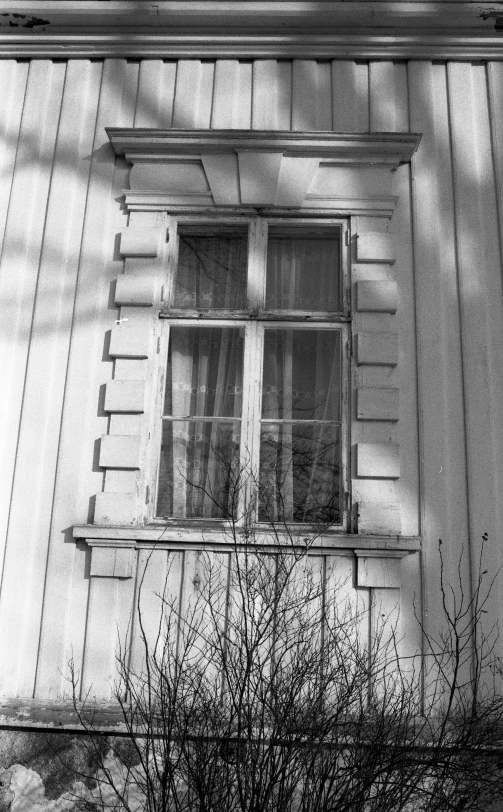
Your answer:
90;546;134;578
356;553;403;588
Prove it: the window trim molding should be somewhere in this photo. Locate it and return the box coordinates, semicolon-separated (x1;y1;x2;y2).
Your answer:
149;214;352;529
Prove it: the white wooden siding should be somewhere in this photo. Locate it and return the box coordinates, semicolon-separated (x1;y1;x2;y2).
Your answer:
0;58;501;698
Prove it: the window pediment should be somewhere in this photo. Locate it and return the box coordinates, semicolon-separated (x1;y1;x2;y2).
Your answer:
107;129;422;214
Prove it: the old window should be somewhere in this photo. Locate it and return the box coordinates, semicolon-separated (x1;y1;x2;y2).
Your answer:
153;217;350;528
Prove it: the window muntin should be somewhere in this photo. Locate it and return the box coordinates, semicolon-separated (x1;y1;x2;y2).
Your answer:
154;218;349;527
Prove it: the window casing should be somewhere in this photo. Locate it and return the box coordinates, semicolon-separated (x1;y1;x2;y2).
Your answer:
150;216;350;530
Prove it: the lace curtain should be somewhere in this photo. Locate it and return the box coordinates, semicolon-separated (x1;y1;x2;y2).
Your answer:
266;233;340;311
156;326;244;518
259;329;342;523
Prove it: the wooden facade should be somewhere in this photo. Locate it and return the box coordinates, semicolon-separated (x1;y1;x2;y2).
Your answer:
1;3;503;711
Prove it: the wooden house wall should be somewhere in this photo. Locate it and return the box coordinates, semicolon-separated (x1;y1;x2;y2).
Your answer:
0;58;502;699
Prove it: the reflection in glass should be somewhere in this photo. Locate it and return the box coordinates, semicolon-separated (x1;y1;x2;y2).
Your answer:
260;328;342;524
156;326;244;519
266;230;341;311
262;330;341;421
156;421;240;519
174;233;247;309
259;424;341;524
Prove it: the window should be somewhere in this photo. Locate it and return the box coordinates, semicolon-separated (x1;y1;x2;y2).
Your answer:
153;217;350;529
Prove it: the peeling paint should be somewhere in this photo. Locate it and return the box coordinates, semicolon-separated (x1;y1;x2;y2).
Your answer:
0;13;49;29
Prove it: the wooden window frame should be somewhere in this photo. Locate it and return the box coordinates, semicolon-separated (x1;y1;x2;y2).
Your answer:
145;214;351;532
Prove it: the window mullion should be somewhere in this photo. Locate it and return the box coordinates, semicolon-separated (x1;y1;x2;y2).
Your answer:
247;217;267;311
239;322;263;525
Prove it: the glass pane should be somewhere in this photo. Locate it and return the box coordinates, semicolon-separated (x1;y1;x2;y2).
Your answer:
164;327;244;418
266;230;341;311
262;330;341;421
174;233;247;309
156;420;241;519
258;424;341;524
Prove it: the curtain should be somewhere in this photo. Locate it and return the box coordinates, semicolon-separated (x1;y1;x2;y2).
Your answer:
265;233;340;311
156;326;244;519
259;329;341;524
174;234;247;309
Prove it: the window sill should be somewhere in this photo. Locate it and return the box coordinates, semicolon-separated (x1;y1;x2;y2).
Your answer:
73;524;421;554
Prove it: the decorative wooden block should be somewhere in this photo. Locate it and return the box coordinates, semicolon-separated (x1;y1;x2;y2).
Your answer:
109;308;151;359
356;281;397;312
90;546;134;578
99;435;141;469
115;274;155;306
356;553;402;588
120;227;160;257
356;443;400;479
356;232;396;264
201;153;240;205
113;359;147;380
275;157;319;207
94;492;137;525
238;151;283;205
357;387;399;421
357;501;401;535
356;332;398;366
105;380;145;413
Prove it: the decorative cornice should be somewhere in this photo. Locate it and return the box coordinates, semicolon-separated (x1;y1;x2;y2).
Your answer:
2;32;503;59
108;129;422;168
107;129;420;211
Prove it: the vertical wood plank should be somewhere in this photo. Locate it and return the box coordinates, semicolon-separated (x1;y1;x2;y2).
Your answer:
130;548;172;676
81;578;118;700
448;62;503;634
135;60;176;128
235;61;252;129
33;59;135;699
332;61;369;132
2;61;104;699
252;60;292;130
211;60;252;129
292;60;332;131
408;61;470;642
325;555;370;659
370;61;409;133
0;61;29;259
173;60;214;129
376;67;421;538
134;59;168;127
0;60;67;696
